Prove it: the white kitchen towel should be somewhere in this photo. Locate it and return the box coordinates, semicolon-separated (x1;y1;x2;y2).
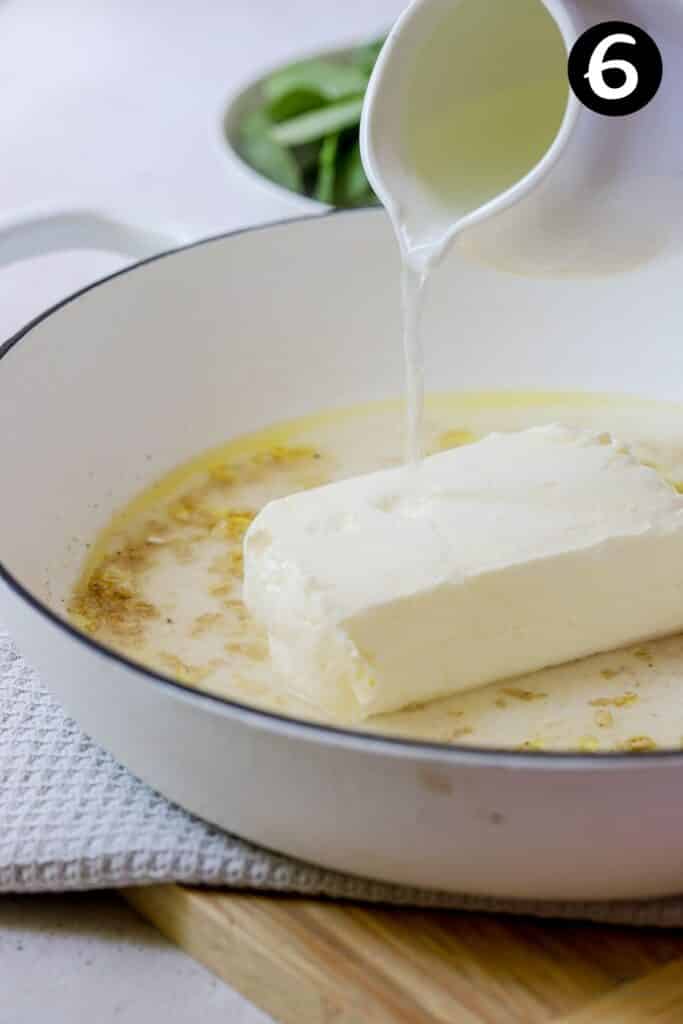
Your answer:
3;622;683;926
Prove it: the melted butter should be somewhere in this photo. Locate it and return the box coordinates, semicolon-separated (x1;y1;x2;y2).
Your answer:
70;390;683;752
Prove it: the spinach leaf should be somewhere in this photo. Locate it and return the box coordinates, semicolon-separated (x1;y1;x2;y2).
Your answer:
238;110;303;193
264;59;369;106
314;134;339;204
267;88;322;124
271;96;364;148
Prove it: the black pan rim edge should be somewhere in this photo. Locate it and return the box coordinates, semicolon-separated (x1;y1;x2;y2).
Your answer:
2;207;681;767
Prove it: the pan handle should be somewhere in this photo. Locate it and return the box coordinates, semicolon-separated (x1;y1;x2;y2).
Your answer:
0;205;189;266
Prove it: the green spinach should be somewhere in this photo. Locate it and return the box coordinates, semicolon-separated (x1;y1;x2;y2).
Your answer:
236;37;385;206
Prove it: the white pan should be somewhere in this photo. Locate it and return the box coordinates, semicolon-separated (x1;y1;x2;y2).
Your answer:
2;206;683;902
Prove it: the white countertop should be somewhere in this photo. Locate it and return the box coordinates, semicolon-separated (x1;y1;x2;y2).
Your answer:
0;1;403;1020
1;893;271;1024
0;0;401;335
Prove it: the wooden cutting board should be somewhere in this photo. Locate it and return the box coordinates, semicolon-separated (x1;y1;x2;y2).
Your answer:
124;885;683;1023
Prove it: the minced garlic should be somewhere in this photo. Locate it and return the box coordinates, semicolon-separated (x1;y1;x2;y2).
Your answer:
589;693;638;708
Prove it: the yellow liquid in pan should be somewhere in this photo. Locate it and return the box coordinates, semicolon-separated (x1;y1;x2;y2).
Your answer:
70;391;683;753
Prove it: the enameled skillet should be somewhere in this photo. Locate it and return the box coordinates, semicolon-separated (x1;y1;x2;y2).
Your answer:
2;208;683;900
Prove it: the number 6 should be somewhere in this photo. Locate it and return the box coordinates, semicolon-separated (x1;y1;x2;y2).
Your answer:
584;33;639;100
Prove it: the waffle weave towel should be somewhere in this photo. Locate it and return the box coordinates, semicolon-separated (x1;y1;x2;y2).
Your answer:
4;622;683;926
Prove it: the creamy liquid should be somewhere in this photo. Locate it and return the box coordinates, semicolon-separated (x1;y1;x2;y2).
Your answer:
404;0;568;223
70;392;683;753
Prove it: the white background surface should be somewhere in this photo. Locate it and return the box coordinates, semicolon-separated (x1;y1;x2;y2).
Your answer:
0;1;402;1020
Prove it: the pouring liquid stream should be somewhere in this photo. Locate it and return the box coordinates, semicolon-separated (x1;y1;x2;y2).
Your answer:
399;237;450;464
400;257;428;464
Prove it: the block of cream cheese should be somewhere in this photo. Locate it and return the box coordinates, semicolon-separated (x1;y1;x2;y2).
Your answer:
243;426;683;720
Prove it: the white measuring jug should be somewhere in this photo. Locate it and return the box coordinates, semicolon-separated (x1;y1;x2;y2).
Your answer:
361;0;683;275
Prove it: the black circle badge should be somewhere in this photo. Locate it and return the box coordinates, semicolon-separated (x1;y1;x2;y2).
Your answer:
568;21;663;116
